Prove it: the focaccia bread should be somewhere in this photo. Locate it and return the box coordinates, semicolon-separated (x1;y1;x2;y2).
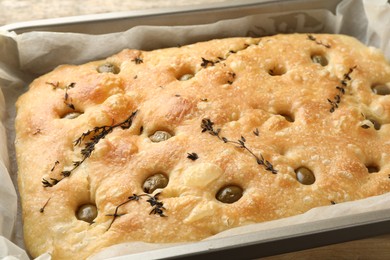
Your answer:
15;34;390;259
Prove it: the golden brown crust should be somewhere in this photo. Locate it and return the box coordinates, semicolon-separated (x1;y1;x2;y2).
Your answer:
15;34;390;259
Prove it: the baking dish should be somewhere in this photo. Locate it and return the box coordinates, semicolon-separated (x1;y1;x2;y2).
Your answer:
1;0;390;259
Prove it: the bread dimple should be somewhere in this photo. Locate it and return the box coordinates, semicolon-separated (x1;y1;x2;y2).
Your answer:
15;34;390;259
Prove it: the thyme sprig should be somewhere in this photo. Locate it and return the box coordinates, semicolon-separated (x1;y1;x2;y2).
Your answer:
74;110;138;145
328;66;356;113
307;34;331;48
42;110;138;187
200;43;254;69
106;192;166;230
201;118;277;174
46;82;76;110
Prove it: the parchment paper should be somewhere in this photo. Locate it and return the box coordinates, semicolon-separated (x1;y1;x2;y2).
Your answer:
0;0;389;259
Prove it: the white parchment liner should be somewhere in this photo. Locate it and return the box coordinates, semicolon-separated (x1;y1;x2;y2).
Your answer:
0;0;389;259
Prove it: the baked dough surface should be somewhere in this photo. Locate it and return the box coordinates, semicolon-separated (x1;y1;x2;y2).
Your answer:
15;34;390;259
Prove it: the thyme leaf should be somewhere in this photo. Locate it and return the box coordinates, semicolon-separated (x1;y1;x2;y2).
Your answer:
50;161;60;172
187;152;199;161
132;57;143;64
64;82;76;110
32;128;42;135
42;178;60;187
42;178;53;187
46;81;60;89
200;57;216;68
39;197;51;213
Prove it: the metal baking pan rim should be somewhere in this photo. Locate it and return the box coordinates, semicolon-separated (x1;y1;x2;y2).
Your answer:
0;0;278;33
109;208;390;259
0;0;341;34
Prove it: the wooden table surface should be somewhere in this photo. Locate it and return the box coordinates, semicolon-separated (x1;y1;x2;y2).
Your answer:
1;0;390;259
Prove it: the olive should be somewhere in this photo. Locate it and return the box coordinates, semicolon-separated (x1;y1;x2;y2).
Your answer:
369;118;381;130
179;74;194;81
216;185;243;204
149;131;172;142
97;63;120;74
143;173;169;193
76;204;98;223
367;165;379;173
372;83;390;95
311;55;328;66
63;112;81;119
280;113;294;122
268;67;286;76
295;167;315;185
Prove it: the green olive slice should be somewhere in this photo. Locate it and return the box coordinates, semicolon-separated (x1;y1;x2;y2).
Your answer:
311;55;328;66
179;74;194;81
216;185;243;204
372;83;390;95
280;113;294;122
149;131;172;142
76;204;97;223
367;165;379;173
143;173;169;193
369;118;381;130
295;167;315;185
97;63;120;74
63;112;82;119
